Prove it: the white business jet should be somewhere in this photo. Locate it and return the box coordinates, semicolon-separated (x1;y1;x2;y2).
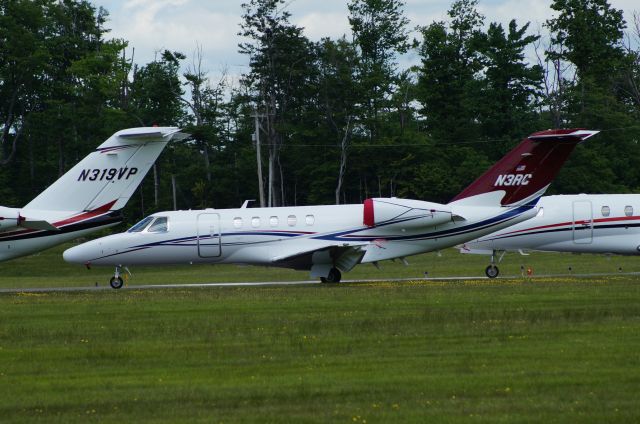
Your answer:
460;193;640;277
63;129;597;288
0;127;187;261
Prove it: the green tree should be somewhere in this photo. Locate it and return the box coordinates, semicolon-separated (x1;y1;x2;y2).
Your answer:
128;50;185;127
476;20;544;157
544;0;640;194
1;0;130;204
414;0;488;201
348;0;410;142
546;0;626;83
416;0;484;145
181;47;227;187
239;0;315;206
127;50;187;213
315;38;360;204
0;0;48;168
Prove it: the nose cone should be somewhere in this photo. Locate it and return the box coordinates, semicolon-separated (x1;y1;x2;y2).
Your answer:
63;243;95;264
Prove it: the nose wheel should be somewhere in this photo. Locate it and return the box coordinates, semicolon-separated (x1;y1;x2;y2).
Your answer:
109;265;131;289
110;276;124;289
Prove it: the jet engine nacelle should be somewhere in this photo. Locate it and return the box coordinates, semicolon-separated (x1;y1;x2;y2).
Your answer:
363;198;457;229
0;206;21;231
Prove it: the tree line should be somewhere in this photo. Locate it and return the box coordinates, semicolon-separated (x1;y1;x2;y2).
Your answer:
1;0;640;225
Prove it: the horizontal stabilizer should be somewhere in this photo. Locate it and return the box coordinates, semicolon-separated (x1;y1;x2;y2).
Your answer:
458;246;493;255
20;219;59;231
116;127;188;141
528;129;599;142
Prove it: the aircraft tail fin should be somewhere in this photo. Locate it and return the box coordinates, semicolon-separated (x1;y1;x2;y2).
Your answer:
23;127;188;213
449;129;598;208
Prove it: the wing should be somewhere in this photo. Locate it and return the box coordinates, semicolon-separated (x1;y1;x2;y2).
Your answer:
270;243;368;272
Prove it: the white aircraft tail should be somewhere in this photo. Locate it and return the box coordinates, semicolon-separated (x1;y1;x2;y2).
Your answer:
23;127;187;213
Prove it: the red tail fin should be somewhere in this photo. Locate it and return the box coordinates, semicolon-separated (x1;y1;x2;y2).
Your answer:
450;129;598;206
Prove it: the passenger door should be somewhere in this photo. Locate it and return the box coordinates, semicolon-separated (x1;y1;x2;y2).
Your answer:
197;213;221;257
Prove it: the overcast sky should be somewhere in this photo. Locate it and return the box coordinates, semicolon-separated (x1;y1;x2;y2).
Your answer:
94;0;639;82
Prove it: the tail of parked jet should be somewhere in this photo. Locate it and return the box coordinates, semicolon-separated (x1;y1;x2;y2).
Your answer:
449;129;599;208
0;127;187;263
23;127;188;213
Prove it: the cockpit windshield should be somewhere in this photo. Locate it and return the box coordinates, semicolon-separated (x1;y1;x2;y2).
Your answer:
127;216;169;233
127;216;154;233
147;217;168;233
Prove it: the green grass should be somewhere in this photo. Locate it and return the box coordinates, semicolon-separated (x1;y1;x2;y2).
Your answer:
1;277;640;422
2;244;640;422
2;242;640;289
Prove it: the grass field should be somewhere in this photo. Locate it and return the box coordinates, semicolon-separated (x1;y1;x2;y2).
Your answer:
1;246;640;422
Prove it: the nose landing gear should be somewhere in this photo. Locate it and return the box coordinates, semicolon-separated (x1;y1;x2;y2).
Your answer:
109;275;124;289
109;265;131;289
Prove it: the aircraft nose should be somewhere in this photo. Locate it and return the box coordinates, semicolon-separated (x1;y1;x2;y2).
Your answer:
63;244;92;264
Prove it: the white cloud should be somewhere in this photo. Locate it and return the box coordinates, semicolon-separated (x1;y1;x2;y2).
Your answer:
295;12;352;40
94;0;639;84
479;0;551;28
100;0;244;80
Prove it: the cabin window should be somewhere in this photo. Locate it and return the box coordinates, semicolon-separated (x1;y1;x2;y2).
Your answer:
625;205;633;217
270;216;279;227
128;216;153;233
305;214;315;225
601;206;610;217
233;217;243;229
251;216;260;228
287;215;297;226
147;217;168;233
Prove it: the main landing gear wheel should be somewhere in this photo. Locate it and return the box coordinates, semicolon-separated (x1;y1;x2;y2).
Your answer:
110;276;124;289
485;265;499;279
320;267;342;283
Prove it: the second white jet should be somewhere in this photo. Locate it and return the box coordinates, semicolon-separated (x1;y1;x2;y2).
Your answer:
459;193;640;277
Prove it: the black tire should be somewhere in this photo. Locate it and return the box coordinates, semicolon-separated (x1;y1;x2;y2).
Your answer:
485;265;499;279
321;268;342;283
110;276;124;289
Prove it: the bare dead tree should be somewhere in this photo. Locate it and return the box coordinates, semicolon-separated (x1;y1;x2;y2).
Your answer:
182;44;228;183
622;12;640;107
534;28;575;128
